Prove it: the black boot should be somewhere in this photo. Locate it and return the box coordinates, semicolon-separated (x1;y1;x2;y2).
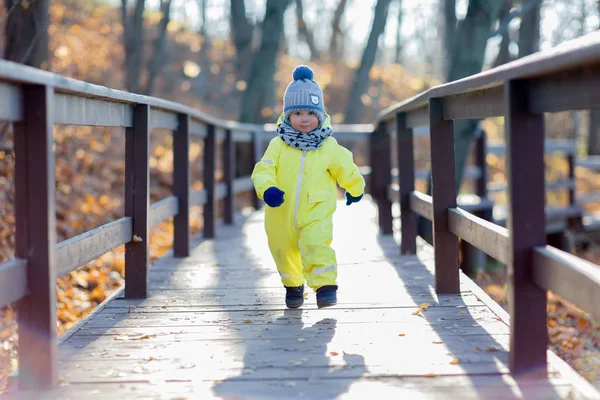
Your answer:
316;285;338;308
285;285;304;308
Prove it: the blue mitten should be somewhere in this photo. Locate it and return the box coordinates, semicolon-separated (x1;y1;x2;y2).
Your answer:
264;187;285;207
345;192;363;206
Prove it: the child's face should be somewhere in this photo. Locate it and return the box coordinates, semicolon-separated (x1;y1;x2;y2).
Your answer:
289;110;319;133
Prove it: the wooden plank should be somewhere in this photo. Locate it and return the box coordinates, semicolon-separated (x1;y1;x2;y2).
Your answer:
0;258;27;307
409;191;433;221
448;208;509;264
250;131;262;210
18;377;581;400
233;176;254;193
223;129;235;224
189;118;207;137
429;98;460;294
504;79;548;375
577;155;600;170
54;93;133;127
414;166;481;181
203;124;216;237
488;179;576;193
173;113;190;257
443;86;504;120
0;81;22;121
397;113;416;254
405;105;429;128
232;129;252;142
528;64;600;113
533;246;600;322
124;104;150;299
215;182;228;201
55;217;132;278
15;84;58;389
487;139;577;156
189;189;207;206
149;196;179;227
150;107;178;130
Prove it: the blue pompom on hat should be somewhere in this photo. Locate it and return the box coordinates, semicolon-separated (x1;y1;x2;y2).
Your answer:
283;65;325;126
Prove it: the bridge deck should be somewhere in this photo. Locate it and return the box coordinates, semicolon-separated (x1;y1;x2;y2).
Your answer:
15;199;597;399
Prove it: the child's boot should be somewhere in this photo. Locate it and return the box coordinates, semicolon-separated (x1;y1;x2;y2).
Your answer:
316;285;337;308
285;285;304;308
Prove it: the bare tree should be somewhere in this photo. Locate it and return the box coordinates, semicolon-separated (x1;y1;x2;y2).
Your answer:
395;0;403;64
442;0;456;79
492;0;514;67
230;0;255;78
239;0;291;123
122;0;146;93
4;0;49;68
295;0;320;60
329;0;349;55
144;0;173;95
518;0;542;58
343;0;393;123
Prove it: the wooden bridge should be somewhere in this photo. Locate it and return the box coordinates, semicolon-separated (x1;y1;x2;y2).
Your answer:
3;32;600;399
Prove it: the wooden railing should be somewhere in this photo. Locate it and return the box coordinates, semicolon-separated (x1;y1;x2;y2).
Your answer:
0;60;371;390
373;31;600;376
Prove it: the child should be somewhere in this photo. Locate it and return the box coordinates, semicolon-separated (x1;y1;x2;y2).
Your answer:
251;65;365;309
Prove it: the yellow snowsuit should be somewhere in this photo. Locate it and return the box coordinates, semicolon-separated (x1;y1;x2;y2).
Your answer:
251;115;365;290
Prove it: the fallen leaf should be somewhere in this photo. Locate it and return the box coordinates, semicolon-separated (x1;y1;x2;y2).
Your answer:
243;319;253;323
424;372;436;377
132;235;143;243
398;333;406;337
432;341;444;344
412;302;430;315
475;347;482;352
450;358;460;365
486;346;499;352
330;351;339;356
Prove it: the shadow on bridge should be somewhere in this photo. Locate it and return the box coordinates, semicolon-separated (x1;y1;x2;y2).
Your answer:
210;210;366;399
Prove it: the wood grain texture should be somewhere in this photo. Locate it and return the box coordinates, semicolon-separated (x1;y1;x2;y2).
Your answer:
37;200;596;399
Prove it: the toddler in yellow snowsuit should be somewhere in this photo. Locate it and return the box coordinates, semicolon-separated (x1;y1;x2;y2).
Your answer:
251;65;365;308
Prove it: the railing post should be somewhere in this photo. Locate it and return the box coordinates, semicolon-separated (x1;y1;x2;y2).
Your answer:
125;104;150;299
15;85;57;390
505;79;547;376
429;98;460;294
173;113;190;257
223;129;235;224
251;131;262;210
203;124;216;237
397;112;416;254
371;122;393;234
461;128;489;276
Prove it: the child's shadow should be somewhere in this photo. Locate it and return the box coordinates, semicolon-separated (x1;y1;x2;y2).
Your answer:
212;312;366;399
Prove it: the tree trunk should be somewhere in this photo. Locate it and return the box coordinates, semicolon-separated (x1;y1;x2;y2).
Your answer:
518;0;542;58
343;0;393;124
122;0;146;93
4;0;50;68
198;0;207;36
144;0;172;95
237;0;290;178
239;0;289;123
329;0;348;56
442;0;456;80
492;0;514;67
230;0;254;78
295;0;320;60
395;0;403;64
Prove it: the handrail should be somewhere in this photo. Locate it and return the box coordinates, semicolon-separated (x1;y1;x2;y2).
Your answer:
0;59;372;389
372;31;600;377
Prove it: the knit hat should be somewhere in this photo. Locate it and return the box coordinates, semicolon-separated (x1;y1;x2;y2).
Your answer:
283;65;325;126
